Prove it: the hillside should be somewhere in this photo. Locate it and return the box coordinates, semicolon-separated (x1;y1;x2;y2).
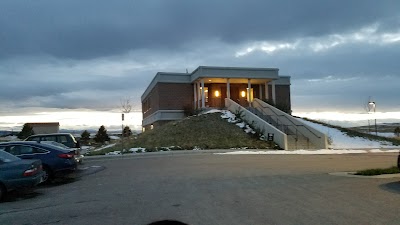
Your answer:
126;112;272;150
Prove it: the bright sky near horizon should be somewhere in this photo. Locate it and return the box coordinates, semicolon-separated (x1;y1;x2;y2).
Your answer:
0;0;399;130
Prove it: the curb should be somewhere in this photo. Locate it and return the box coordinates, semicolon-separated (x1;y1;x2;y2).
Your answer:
83;149;241;161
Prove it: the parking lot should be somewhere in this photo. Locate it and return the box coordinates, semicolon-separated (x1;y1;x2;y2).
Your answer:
1;152;400;225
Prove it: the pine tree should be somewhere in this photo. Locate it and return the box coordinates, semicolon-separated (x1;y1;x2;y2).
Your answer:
17;123;34;139
123;126;132;137
80;130;90;144
394;127;400;138
94;125;110;143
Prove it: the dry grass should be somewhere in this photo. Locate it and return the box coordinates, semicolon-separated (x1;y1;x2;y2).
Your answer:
128;113;272;150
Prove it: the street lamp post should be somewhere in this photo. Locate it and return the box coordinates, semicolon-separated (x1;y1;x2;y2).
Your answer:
368;101;377;135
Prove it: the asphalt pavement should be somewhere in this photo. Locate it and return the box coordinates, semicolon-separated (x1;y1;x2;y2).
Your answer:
1;152;400;225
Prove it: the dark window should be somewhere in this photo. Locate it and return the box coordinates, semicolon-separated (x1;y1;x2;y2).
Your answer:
58;135;68;144
19;145;34;154
42;136;57;142
34;147;48;153
30;137;40;141
8;146;21;155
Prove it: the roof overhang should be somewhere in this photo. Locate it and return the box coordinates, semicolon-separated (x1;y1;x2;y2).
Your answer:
191;66;279;82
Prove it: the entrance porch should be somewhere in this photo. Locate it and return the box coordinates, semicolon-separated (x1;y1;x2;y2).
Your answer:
193;78;277;109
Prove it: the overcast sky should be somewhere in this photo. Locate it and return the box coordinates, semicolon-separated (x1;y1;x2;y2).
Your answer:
0;0;399;125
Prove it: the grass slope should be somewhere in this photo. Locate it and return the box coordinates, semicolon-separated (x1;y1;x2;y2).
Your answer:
129;113;271;150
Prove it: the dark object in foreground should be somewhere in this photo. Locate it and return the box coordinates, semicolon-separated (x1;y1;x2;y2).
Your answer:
147;220;189;225
0;150;43;200
397;153;400;169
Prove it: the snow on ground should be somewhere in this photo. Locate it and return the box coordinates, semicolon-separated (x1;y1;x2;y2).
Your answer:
297;118;398;149
235;122;246;128
129;147;146;153
105;151;121;155
220;110;239;123
93;143;116;151
215;149;399;155
109;135;120;140
201;109;223;114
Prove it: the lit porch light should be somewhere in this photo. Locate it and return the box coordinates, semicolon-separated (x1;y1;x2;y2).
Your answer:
215;90;220;97
241;91;246;97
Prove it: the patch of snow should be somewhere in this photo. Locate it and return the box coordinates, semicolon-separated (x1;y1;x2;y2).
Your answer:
201;109;223;114
297;118;398;149
106;151;121;155
93;143;116;152
109;135;120;140
215;149;399;155
220;110;239;123
193;146;202;150
236;122;246;128
129;147;146;153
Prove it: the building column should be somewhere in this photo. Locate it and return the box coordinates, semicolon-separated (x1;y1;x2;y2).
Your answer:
259;84;262;100
197;82;201;109
226;78;230;99
271;80;276;105
265;81;269;101
247;79;251;106
201;79;205;108
193;83;197;109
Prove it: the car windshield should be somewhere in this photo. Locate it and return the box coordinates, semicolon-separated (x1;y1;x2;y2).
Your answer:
0;149;21;162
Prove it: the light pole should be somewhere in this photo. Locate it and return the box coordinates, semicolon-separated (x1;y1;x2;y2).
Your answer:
368;101;377;135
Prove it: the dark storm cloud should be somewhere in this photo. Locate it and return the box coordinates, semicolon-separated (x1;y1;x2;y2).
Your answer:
0;0;399;115
0;0;399;59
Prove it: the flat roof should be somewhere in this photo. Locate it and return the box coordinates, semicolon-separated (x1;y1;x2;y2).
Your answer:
141;66;285;101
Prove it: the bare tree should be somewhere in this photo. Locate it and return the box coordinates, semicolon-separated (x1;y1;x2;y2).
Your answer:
120;97;132;114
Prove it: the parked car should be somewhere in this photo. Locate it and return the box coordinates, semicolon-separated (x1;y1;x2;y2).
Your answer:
0;141;78;183
25;133;83;163
25;133;80;149
41;141;84;164
0;150;43;200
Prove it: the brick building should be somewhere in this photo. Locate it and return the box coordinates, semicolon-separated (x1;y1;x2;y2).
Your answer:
26;122;60;134
141;66;291;131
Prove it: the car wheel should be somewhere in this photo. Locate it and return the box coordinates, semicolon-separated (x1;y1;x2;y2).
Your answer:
0;183;6;201
42;166;53;183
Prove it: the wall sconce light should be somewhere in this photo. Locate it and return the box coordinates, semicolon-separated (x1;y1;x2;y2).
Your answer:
215;90;220;97
241;91;246;98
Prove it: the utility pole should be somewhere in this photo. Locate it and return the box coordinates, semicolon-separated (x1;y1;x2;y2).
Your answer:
368;100;377;135
120;97;132;152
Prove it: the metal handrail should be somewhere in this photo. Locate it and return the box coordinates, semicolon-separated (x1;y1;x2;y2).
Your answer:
248;107;294;135
251;101;321;139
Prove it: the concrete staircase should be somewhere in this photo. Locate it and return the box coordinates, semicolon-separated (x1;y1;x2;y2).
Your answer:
248;106;319;150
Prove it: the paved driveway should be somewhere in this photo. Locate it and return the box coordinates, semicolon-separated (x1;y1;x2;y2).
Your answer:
1;152;400;225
